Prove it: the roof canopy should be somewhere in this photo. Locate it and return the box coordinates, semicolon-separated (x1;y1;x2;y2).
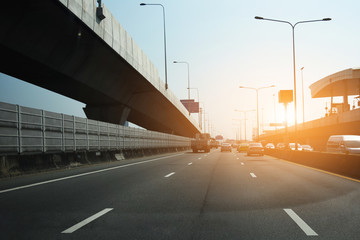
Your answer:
310;68;360;98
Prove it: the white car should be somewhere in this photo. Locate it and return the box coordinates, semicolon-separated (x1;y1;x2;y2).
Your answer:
301;145;313;151
289;143;302;151
327;135;360;154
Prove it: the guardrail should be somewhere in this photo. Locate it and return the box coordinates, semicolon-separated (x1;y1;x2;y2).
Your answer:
0;102;191;155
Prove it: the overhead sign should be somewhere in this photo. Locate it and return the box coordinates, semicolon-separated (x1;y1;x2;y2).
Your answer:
278;90;293;103
180;99;199;113
215;135;223;140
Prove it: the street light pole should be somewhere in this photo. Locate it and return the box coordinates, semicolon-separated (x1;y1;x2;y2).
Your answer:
301;67;305;124
190;87;201;128
140;3;168;89
255;16;331;149
173;61;190;99
239;85;275;141
235;109;256;143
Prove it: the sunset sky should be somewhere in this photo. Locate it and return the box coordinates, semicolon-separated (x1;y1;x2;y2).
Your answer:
1;0;359;140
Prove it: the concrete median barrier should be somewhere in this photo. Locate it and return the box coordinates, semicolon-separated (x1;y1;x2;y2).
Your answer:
265;149;360;180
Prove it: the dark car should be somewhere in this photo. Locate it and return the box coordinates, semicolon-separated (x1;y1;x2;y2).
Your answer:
247;142;264;156
221;143;232;152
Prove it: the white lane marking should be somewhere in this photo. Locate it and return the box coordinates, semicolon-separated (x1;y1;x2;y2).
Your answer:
198;157;202;160
164;172;175;178
62;208;113;234
237;158;239;160
250;173;257;178
241;162;244;165
284;209;318;236
188;162;193;166
0;153;185;194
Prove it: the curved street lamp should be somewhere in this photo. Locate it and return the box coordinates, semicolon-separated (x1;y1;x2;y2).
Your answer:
255;16;331;149
140;3;168;90
239;85;275;141
235;109;256;142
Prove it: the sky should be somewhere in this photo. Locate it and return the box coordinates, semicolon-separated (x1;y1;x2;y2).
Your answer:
1;0;360;140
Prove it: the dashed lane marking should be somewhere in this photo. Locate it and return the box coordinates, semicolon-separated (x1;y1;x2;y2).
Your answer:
188;162;193;166
250;173;257;178
284;209;318;236
164;172;175;178
62;208;113;234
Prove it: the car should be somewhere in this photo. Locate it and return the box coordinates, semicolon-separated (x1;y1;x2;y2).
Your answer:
327;135;360;154
247;142;264;156
301;145;313;151
232;143;239;149
289;143;302;151
276;143;286;150
265;143;275;149
237;143;249;152
221;143;232;152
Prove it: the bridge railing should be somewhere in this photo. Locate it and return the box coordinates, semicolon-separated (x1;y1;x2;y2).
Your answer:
0;102;191;155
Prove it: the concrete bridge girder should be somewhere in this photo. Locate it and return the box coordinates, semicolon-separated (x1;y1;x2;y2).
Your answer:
0;0;200;137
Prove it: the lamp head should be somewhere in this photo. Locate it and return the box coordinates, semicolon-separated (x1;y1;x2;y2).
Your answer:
322;18;331;21
255;16;264;20
140;3;146;6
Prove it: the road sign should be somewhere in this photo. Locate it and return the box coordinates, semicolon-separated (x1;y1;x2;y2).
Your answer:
279;90;293;103
180;99;199;113
215;135;223;140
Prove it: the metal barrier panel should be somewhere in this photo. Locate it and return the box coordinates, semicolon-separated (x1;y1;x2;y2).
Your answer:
0;102;191;155
0;102;18;153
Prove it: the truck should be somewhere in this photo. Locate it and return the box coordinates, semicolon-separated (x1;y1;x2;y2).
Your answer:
191;133;211;153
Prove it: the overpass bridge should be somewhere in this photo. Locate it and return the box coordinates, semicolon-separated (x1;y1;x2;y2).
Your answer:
260;68;360;150
260;108;360;151
0;0;200;138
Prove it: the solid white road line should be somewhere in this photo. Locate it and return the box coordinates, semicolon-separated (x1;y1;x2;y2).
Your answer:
62;208;113;234
0;153;185;194
164;172;175;178
188;162;193;166
284;209;318;236
250;173;257;178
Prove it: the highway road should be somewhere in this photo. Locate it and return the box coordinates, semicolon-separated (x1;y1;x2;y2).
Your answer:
0;149;359;239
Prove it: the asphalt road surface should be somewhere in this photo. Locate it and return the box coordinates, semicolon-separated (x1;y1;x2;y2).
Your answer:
1;149;359;239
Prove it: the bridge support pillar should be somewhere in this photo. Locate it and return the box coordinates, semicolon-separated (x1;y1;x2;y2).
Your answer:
83;104;131;125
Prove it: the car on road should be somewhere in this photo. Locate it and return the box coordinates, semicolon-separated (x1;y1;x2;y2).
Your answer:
265;143;275;149
327;135;360;154
289;143;302;151
247;142;264;156
301;145;313;152
276;142;286;150
237;143;249;152
221;143;232;152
